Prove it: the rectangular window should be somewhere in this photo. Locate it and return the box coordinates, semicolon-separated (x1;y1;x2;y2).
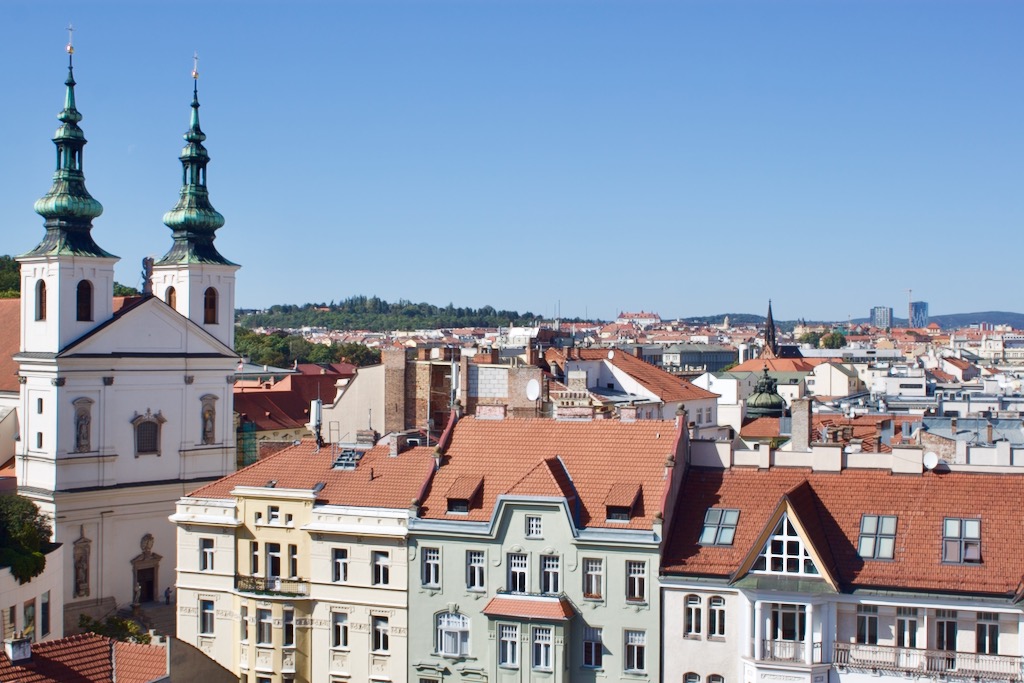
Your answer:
858;515;898;559
943;518;981;563
331;612;348;648
508;553;528;593
936;610;957;652
256;608;272;645
40;591;50;637
266;543;282;579
583;558;603;599
332;548;348;583
373;616;389;652
626;560;646;602
856;605;879;645
540;555;560;594
467;550;485;591
36;432;43;449
499;624;519;667
526;516;543;537
288;544;298;578
897;607;918;649
709;596;726;638
770;603;806;642
684;595;702;637
199;538;215;571
240;606;248;641
532;626;552;670
283;608;294;647
625;630;646;672
268;506;280;524
373;552;390;586
423;547;441;587
977;612;998;655
199;600;215;635
583;626;603;668
250;541;259;575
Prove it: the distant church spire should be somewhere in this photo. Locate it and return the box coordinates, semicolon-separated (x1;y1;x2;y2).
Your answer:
761;299;779;359
158;53;234;266
25;27;113;259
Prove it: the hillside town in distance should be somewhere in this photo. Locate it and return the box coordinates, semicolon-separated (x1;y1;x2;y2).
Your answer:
6;37;1024;683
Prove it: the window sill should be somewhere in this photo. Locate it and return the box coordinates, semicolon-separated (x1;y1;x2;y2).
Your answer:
583;596;604;603
625;599;648;607
707;636;726;642
683;634;702;640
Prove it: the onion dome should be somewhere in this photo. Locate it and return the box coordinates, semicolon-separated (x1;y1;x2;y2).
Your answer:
24;38;113;259
158;56;235;266
746;367;787;419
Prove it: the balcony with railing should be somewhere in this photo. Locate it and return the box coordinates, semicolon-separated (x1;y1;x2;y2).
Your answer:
235;574;310;596
834;642;1024;681
762;639;823;664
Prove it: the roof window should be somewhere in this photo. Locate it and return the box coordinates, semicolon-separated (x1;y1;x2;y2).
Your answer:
700;508;739;546
943;517;981;564
858;514;897;560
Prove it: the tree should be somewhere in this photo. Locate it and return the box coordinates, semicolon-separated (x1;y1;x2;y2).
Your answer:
798;332;823;347
0;255;20;298
0;495;52;584
820;332;846;349
78;614;152;644
113;282;141;296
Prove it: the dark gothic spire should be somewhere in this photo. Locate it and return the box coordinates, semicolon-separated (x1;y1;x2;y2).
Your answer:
25;30;113;259
158;53;234;266
764;299;778;356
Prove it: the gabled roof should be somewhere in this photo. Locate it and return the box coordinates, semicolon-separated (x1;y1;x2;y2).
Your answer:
664;466;1024;597
0;633;166;683
419;417;682;530
546;348;718;403
188;439;434;509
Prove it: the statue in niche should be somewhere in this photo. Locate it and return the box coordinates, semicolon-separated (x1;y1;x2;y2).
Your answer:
73;529;91;598
73;397;94;453
200;395;217;445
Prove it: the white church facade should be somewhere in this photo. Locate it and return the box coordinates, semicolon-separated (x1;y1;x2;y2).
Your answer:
11;42;239;630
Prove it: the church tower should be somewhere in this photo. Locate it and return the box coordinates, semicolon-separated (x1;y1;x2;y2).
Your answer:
18;33;117;355
152;55;239;349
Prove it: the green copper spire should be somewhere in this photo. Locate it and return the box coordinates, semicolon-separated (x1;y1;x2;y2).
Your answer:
25;31;113;259
158;54;234;266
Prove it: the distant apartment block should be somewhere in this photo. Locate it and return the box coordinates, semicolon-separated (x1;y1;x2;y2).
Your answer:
909;301;929;328
870;306;892;329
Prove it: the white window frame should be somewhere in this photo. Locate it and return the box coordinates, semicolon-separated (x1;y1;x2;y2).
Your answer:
626;560;647;603
199;599;215;635
625;629;647;673
467;550;485;591
977;612;999;655
684;594;702;637
709;596;726;638
331;612;348;649
508;553;528;593
199;537;214;571
282;607;295;647
239;605;248;642
856;605;879;645
753;514;819;576
373;616;390;652
583;626;603;669
532;626;553;671
423;547;441;587
373;551;391;586
256;608;272;645
540;555;560;594
436;612;470;657
526;515;543;538
498;623;519;667
583;558;603;599
332;548;348;583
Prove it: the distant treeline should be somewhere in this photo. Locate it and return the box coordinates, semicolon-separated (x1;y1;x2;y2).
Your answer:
236;327;381;368
237;295;545;331
0;255;140;298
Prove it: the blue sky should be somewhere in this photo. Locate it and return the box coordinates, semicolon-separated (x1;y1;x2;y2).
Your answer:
2;1;1021;322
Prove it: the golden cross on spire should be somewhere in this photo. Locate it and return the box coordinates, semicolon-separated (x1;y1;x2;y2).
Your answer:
66;23;74;54
192;51;199;80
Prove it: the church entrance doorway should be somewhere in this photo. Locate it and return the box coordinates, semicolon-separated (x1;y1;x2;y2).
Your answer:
137;567;155;603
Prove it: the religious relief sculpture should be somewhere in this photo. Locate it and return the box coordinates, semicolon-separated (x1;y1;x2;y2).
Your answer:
73;528;91;598
200;395;218;445
72;397;94;453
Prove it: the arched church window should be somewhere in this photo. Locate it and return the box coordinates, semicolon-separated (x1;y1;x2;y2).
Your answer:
203;287;218;324
35;280;47;321
131;410;167;457
76;280;93;322
165;286;176;309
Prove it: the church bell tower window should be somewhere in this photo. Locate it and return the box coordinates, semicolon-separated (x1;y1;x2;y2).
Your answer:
76;280;93;321
35;281;47;321
203;287;218;324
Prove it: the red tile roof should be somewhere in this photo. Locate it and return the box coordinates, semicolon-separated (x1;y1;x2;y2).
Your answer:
0;633;166;683
482;595;575;621
420;417;683;530
188;440;435;509
546;348;718;403
664;466;1024;596
730;357;823;373
740;417;781;439
0;298;20;393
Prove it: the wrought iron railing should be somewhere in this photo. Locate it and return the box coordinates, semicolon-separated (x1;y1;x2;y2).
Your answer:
834;642;1024;681
235;575;310;596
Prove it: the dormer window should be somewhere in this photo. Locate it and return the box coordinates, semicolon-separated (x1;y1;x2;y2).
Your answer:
604;482;640;523
446;476;482;515
752;514;818;576
447;499;469;514
943;518;981;564
607;506;631;522
858;514;897;559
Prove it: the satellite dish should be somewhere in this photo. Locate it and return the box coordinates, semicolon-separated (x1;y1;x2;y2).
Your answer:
923;452;939;470
526;379;541;401
607;350;615;360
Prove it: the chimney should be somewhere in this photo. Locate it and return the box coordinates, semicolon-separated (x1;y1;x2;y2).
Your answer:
791;398;812;451
620;404;638;422
567;370;588;392
987;422;994;443
4;636;32;664
417;347;431;361
950;416;958;434
675;405;687;430
525;342;538;367
390;433;409;457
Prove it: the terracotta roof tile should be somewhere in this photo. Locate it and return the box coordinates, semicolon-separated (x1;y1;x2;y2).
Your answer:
0;299;20;393
112;641;168;683
421;417;682;530
604;481;641;508
664;466;1024;597
741;417;781;439
546;348;718;403
188;440;434;509
0;633;166;683
482;595;575;621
